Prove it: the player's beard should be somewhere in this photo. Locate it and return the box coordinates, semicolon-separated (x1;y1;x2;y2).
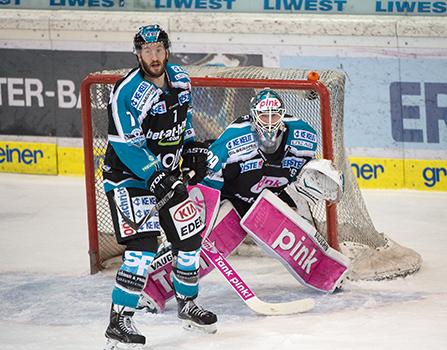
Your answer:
141;57;167;78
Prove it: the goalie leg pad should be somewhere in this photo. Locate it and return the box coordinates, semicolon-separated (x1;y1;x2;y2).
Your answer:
240;190;350;293
112;250;156;308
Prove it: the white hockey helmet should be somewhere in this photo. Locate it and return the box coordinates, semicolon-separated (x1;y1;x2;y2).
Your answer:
250;88;286;153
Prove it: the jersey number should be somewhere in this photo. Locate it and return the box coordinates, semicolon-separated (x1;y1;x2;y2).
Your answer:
173;109;178;123
126;111;136;127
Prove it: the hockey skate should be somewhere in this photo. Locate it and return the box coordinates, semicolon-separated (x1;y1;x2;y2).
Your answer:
177;298;218;334
104;304;146;350
136;294;161;314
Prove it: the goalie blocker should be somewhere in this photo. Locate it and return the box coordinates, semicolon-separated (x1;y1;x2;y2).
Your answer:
241;189;350;292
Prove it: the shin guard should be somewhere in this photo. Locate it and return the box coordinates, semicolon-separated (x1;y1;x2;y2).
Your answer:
112;250;155;308
172;249;201;299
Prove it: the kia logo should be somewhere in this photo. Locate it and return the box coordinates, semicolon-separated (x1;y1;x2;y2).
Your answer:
174;201;197;222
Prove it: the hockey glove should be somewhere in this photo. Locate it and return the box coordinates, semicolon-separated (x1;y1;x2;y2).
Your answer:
222;162;241;182
181;141;208;185
287;159;344;206
147;170;187;201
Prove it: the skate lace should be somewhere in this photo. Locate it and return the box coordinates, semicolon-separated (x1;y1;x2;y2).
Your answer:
185;302;211;318
120;315;140;335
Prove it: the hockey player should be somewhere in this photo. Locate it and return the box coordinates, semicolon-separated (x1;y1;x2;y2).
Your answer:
140;88;348;314
202;88;348;290
202;88;343;221
102;24;216;349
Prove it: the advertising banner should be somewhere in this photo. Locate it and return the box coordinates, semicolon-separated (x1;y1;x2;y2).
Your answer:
280;54;447;154
0;141;57;174
0;0;446;16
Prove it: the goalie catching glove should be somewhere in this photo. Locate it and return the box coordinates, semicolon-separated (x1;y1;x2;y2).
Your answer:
181;141;208;185
284;159;344;207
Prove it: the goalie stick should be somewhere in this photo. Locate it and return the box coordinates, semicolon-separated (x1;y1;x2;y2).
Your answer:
200;237;315;315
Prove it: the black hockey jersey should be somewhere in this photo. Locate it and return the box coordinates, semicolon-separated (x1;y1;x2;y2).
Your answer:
202;115;317;213
103;64;195;192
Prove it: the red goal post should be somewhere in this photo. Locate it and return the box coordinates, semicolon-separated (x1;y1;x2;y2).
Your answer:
80;66;422;280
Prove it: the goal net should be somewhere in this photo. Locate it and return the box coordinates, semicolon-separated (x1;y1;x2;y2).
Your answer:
80;66;422;281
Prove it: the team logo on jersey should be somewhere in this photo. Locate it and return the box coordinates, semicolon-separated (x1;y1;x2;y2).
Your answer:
226;134;255;151
178;91;191;106
146;120;186;143
293;130;317;142
124;128;146;148
282;157;304;170
174;73;188;81
250;176;289;194
131;82;157;111
240;159;264;173
151;101;167;115
184;128;195;140
171;65;186;74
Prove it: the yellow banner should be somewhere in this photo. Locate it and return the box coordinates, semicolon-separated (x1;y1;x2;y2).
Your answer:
350;157;404;189
404;159;447;191
57;147;85;176
0;141;57;175
1;141;446;192
349;157;447;191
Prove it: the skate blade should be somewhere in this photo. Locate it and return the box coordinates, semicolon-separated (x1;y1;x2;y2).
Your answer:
104;338;145;350
181;319;217;334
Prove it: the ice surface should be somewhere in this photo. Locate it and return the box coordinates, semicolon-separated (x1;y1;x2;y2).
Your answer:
0;174;446;350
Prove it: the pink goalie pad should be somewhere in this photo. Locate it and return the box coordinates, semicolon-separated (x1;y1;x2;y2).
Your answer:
240;190;350;293
198;201;247;276
141;186;246;312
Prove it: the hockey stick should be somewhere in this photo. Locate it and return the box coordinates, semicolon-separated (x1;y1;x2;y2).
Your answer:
200;237;315;315
113;171;196;231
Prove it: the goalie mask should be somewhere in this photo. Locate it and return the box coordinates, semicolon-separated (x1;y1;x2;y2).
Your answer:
250;88;286;154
